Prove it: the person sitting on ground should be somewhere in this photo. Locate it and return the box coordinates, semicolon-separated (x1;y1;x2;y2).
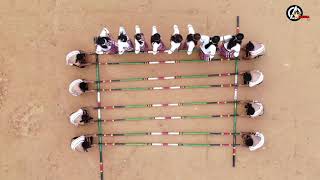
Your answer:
184;24;201;55
167;25;183;54
243;41;266;59
242;132;265;151
70;136;94;152
150;26;166;55
220;33;244;59
199;35;220;61
69;108;93;126
134;25;148;54
117;26;134;55
68;79;88;96
243;70;264;87
95;27;118;55
245;102;264;118
66;50;87;68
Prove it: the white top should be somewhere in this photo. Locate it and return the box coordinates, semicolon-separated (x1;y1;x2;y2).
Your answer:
250;102;264;118
222;34;241;57
187;41;195;55
249;132;265;151
250;43;265;56
135;39;143;54
68;79;84;96
71;136;85;152
69;109;84;126
200;35;216;59
118;40;130;55
96;28;111;54
152;42;160;55
249;70;264;87
168;41;180;54
66;50;80;65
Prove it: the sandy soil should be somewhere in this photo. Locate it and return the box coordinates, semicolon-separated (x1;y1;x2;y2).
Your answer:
0;0;320;180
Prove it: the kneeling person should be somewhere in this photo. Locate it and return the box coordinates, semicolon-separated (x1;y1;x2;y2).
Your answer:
66;50;87;68
245;102;264;118
69;108;93;126
242;132;265;151
68;79;88;96
71;136;94;152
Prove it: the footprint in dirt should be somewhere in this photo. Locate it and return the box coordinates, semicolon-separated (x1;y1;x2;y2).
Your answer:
9;102;44;137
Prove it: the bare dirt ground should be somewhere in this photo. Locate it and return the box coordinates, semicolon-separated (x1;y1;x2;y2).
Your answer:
0;0;320;180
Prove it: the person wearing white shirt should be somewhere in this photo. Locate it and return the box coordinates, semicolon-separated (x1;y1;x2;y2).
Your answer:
68;79;88;96
69;108;93;126
65;50;87;68
134;25;148;54
117;26;134;55
243;70;264;87
167;25;183;54
244;41;266;59
95;27;118;55
220;33;244;59
245;102;264;118
199;35;220;61
242;132;265;151
70;136;94;152
184;24;201;55
150;26;166;55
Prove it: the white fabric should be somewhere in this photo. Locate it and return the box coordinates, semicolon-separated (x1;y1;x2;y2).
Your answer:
249;132;265;151
152;42;160;55
69;109;84;126
173;25;179;34
220;35;233;42
249;70;264;87
151;26;159;55
71;136;85;151
200;35;216;59
251;43;265;56
223;43;241;57
134;25;144;54
152;26;157;35
96;28;111;54
250;102;264;118
187;24;195;34
68;79;84;96
187;24;195;55
168;25;181;54
118;26;130;55
66;50;80;65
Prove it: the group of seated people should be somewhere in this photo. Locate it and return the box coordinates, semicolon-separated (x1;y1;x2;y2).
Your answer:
66;25;266;68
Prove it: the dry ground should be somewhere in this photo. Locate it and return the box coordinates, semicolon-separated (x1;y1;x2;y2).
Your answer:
0;0;320;180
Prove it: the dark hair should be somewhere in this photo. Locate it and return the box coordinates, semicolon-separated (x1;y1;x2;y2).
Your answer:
187;33;201;45
194;33;201;41
118;33;127;42
135;33;144;45
244;137;254;146
227;36;237;49
245;41;254;57
236;33;244;41
79;82;88;92
243;72;252;84
96;37;107;45
245;103;255;115
151;33;161;43
76;53;86;64
170;34;183;43
205;36;220;49
81;109;93;123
